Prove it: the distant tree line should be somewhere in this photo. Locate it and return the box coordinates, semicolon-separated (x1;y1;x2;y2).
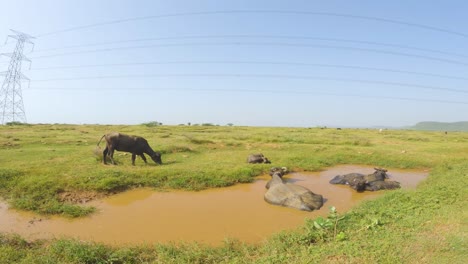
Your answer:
143;121;234;127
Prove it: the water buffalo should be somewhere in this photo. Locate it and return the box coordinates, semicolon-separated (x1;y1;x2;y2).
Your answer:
264;167;323;211
247;153;271;164
329;168;399;192
366;180;401;191
97;132;162;166
329;172;367;192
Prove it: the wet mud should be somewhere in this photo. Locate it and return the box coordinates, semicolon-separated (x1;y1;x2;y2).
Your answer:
0;165;428;246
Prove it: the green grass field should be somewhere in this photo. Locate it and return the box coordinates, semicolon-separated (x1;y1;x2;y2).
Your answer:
0;124;467;263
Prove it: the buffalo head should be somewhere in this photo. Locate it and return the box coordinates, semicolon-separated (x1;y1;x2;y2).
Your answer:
373;168;388;179
151;152;162;165
269;167;288;178
349;177;367;192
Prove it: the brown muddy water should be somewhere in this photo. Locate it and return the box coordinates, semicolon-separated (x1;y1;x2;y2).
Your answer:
0;165;428;246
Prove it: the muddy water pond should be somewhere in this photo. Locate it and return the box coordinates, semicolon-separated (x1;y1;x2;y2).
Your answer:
0;165;427;246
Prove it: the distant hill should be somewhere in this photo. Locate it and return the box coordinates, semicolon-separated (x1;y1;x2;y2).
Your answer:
409;121;468;131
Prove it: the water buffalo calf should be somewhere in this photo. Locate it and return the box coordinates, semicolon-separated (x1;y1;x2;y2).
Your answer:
97;132;162;166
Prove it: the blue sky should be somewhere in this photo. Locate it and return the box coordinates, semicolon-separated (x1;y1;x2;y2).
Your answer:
0;0;467;127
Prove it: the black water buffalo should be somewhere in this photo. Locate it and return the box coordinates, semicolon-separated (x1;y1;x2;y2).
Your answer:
329;168;399;192
97;132;162;165
247;153;271;164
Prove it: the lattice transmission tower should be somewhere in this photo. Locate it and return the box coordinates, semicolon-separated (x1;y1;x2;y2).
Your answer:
0;30;34;125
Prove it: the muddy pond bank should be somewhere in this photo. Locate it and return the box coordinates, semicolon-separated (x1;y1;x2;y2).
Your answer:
0;165;428;246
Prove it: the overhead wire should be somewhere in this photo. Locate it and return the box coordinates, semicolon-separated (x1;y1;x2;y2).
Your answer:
25;86;468;105
31;73;468;94
28;41;468;67
27;60;468;81
34;10;468;39
31;34;468;59
16;10;468;109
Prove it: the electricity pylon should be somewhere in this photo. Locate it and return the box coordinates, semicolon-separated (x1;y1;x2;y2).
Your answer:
0;30;34;124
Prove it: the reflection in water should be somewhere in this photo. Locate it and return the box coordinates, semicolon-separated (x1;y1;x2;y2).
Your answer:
0;165;427;246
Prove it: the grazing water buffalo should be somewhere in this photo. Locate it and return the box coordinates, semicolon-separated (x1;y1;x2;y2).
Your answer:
264;167;323;212
247;153;271;164
329;168;400;192
97;132;162;166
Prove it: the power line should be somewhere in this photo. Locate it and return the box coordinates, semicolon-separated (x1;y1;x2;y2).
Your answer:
25;86;468;105
29;41;468;67
32;34;468;59
28;60;468;81
34;10;468;38
31;73;468;94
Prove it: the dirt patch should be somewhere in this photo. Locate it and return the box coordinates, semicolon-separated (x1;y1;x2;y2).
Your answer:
58;191;105;204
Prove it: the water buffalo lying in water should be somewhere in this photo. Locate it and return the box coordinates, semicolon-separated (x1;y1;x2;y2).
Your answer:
247;153;271;164
329;168;400;192
329;172;368;192
264;167;323;211
366;180;401;191
97;132;162;166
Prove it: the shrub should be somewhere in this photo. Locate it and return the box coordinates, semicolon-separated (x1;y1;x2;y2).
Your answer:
141;121;162;127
